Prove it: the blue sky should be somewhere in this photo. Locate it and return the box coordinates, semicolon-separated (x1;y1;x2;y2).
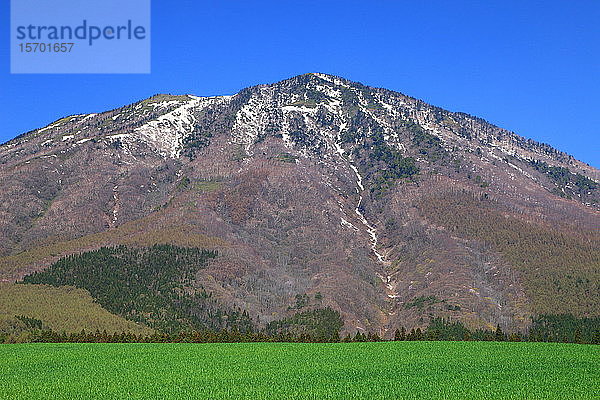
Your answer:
1;1;599;167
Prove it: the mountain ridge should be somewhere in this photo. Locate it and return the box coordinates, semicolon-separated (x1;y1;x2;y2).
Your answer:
4;73;598;175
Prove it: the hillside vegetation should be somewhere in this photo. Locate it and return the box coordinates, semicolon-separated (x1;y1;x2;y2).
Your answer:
21;245;254;333
265;308;344;341
0;283;152;339
0;209;227;282
419;191;600;316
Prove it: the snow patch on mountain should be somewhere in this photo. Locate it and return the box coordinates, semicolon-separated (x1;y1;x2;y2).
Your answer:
231;93;270;154
133;95;231;158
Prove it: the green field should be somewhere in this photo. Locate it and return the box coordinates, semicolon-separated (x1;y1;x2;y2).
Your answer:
1;342;598;399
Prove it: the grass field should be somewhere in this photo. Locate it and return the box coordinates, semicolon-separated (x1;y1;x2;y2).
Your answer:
1;341;598;399
0;283;152;336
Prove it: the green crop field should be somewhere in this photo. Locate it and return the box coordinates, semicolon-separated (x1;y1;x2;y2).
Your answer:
0;341;598;399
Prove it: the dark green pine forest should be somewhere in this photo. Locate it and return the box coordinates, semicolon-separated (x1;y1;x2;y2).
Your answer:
21;245;253;333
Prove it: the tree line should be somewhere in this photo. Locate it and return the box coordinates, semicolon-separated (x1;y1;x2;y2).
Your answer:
3;315;598;345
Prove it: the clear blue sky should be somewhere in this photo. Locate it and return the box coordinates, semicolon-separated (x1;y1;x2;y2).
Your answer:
1;1;599;167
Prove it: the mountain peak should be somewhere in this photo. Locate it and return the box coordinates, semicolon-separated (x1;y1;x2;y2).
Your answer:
0;74;598;336
4;73;598;183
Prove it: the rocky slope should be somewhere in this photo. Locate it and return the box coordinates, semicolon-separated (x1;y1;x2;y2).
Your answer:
1;73;598;336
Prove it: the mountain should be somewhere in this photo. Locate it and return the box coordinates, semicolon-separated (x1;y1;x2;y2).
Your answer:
1;73;598;337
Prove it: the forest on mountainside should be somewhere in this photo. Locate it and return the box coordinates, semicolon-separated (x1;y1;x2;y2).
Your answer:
418;190;600;316
3;244;596;345
21;245;254;333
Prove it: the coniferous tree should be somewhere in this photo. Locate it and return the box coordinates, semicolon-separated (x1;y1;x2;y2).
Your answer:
495;325;505;341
